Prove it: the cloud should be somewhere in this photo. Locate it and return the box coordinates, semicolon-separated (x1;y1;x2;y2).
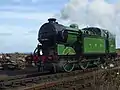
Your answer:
13;0;21;3
0;33;12;36
0;25;30;34
27;30;37;34
0;26;38;53
0;11;54;21
0;24;37;52
0;6;39;12
59;0;120;48
32;0;38;3
0;35;38;53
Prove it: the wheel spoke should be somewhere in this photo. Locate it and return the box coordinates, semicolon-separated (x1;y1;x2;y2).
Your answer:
79;62;89;70
63;62;75;72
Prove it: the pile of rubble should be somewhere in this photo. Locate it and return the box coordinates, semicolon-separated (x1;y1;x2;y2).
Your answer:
0;53;27;70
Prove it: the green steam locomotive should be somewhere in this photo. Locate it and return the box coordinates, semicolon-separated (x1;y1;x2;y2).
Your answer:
34;18;116;73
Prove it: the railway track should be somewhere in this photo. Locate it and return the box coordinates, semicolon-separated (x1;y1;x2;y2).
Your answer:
22;67;120;90
0;71;50;90
0;67;119;90
0;67;98;90
0;59;120;90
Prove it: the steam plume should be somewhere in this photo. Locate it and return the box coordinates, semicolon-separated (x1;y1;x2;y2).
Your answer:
59;0;120;48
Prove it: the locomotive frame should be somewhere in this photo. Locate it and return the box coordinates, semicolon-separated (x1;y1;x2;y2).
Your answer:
33;18;117;73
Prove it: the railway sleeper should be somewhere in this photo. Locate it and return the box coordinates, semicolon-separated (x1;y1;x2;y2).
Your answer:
1;66;120;90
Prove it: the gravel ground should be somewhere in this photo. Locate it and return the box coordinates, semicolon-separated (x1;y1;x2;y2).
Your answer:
0;66;38;76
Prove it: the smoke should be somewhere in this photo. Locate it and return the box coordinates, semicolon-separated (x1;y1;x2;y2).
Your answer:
58;0;120;48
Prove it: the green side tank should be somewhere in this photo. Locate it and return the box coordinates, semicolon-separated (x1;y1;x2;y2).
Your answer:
81;27;107;54
83;37;106;54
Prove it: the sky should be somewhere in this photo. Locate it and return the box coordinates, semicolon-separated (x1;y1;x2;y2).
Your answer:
0;0;68;53
0;0;119;53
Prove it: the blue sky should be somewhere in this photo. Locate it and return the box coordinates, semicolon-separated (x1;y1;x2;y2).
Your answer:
0;0;69;53
0;0;118;53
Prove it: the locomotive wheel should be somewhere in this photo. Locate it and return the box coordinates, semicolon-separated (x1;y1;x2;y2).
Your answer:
61;47;76;72
79;62;90;70
63;62;75;72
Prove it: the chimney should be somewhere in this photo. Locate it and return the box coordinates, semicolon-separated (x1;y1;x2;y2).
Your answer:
48;18;56;23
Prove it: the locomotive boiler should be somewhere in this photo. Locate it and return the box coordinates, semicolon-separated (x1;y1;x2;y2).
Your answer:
34;18;117;73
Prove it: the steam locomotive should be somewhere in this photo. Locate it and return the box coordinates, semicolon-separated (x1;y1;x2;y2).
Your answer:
34;18;117;73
